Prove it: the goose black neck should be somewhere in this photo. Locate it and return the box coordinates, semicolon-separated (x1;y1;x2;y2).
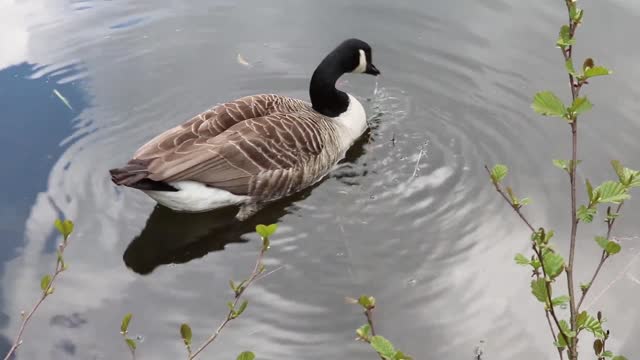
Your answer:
309;56;349;118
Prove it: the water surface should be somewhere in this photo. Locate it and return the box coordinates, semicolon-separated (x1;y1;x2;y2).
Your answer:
2;1;640;359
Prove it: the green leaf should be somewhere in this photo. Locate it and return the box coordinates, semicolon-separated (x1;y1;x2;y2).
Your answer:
605;241;621;255
532;91;567;118
586;179;595;202
125;338;136;352
570;97;592;115
551;295;570;307
40;274;52;292
611;160;625;182
358;295;376;309
559;320;577;338
580;283;591;292
121;313;133;333
553;159;569;171
229;280;237;292
579;313;605;339
555;335;567;349
577;205;596;223
256;224;278;238
584;66;612;79
180;323;193;346
514;253;530;266
393;351;413;360
490;164;508;183
543;252;565;279
565;59;577;75
54;219;74;241
557;25;574;47
236;300;249;317
595;181;629;204
531;278;548;303
236;351;255;360
595;236;609;250
603;351;614;358
370;336;396;358
356;324;371;339
613;356;629;360
577;311;589;328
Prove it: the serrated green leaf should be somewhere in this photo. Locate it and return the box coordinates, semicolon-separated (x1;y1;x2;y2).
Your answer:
595;181;629;204
519;197;531;206
531;278;548;303
577;205;596;223
579;313;605;339
236;300;249;317
490;164;508;183
532;91;567;117
603;351;614;358
570;97;592;115
256;224;278;238
125;338;136;351
514;253;530;266
612;356;629;360
54;219;74;241
551;295;570;307
121;313;133;333
605;241;621;255
543;252;565;279
370;336;396;358
236;351;255;360
40;274;52;292
393;351;413;360
180;323;192;345
584;66;612;78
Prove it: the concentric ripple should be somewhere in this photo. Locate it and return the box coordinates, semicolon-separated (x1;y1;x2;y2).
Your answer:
3;0;640;359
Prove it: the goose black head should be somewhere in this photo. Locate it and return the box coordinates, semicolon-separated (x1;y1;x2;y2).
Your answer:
330;38;380;76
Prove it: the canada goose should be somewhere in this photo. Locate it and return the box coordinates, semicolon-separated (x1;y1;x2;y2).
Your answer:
109;38;380;220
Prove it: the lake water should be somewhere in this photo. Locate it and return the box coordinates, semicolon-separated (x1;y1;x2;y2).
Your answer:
2;0;640;359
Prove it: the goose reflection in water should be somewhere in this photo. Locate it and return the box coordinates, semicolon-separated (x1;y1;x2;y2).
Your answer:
122;129;373;275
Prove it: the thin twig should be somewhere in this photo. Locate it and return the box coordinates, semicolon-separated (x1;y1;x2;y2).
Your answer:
484;165;536;232
361;308;384;360
3;239;70;360
188;243;268;360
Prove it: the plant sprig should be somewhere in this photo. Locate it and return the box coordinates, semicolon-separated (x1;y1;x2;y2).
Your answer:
3;219;74;360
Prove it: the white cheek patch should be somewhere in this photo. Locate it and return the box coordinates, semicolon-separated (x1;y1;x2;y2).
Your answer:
353;49;367;73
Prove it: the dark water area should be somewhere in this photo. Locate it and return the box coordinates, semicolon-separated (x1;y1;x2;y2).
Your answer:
1;0;640;359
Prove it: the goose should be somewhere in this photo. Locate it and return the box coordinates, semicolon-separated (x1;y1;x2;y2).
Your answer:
109;38;380;220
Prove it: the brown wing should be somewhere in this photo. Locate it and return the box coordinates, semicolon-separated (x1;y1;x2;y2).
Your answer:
116;94;338;197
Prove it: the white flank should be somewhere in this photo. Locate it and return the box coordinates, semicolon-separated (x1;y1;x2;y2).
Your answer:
143;180;249;212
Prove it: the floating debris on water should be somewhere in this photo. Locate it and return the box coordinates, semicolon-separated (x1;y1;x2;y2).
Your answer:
53;89;73;110
237;53;251;67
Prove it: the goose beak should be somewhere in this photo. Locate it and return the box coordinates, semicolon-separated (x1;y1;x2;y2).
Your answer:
366;63;380;76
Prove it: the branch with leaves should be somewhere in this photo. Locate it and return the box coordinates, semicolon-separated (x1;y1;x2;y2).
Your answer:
349;295;412;360
487;1;633;359
178;224;277;360
3;220;74;360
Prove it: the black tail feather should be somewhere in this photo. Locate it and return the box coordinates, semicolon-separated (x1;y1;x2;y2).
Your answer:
109;159;178;192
